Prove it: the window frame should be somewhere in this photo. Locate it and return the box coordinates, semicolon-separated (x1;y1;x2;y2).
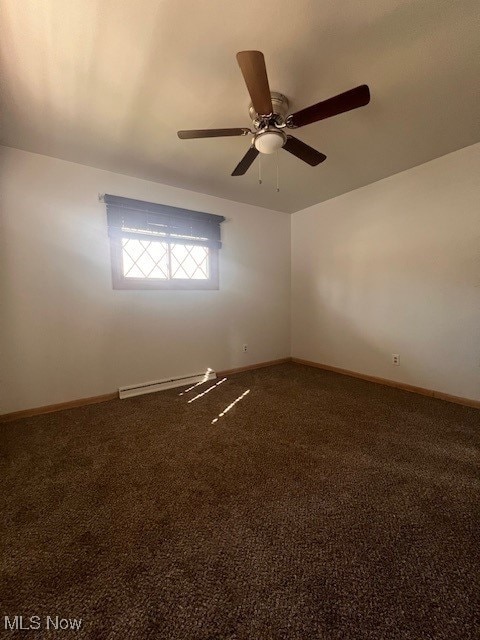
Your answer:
109;234;220;291
104;194;224;292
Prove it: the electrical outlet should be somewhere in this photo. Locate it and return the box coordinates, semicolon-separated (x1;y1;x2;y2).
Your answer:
392;354;400;366
242;344;248;353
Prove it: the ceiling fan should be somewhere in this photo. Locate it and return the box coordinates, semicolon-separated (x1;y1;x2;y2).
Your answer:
177;51;370;176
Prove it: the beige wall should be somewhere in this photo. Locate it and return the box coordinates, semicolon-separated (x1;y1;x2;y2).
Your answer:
0;147;291;414
292;143;480;402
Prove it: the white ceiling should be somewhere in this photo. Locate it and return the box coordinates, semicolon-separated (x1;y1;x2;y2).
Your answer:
1;0;479;213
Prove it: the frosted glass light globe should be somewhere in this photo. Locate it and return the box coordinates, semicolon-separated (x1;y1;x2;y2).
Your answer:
254;130;285;154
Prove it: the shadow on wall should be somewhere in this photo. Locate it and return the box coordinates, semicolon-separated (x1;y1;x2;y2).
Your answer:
0;218;117;413
292;199;479;395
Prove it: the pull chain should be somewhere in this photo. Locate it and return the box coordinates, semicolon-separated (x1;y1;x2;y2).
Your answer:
258;155;262;184
276;151;280;192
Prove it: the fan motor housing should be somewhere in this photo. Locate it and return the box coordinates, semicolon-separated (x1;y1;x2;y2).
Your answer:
249;91;290;126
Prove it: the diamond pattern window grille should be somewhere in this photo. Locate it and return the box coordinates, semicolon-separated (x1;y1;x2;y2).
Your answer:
121;238;209;280
171;244;209;279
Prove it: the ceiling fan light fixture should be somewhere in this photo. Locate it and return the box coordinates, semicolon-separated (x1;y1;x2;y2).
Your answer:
254;130;285;154
177;50;370;177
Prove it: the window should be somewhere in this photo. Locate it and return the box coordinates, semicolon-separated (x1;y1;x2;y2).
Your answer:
105;195;224;290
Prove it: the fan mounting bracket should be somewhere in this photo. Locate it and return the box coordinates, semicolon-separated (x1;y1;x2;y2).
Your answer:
249;91;290;128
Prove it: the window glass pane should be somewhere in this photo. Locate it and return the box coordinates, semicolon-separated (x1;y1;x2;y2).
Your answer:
122;238;168;279
189;245;210;279
122;237;144;260
170;244;209;279
120;237;210;281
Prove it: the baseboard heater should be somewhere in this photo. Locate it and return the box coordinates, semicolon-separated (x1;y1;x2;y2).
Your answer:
119;369;216;399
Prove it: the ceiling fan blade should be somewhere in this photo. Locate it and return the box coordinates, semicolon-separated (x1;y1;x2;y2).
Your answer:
283;136;327;166
231;146;259;176
178;128;250;139
236;51;273;116
287;85;370;129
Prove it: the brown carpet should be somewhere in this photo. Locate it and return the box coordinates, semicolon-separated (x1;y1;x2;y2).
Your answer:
1;363;479;639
